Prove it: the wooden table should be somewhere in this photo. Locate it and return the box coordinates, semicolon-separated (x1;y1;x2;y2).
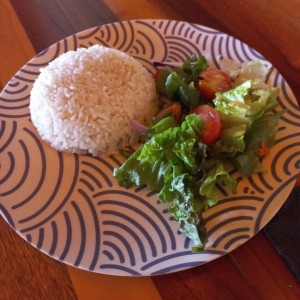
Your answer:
1;0;300;299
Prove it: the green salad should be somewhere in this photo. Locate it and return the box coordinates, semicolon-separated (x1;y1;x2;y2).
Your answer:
113;55;283;252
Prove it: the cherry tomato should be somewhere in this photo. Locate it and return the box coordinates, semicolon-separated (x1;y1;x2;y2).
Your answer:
190;105;222;145
198;67;232;100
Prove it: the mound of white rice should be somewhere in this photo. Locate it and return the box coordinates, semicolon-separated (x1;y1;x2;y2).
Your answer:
29;45;158;157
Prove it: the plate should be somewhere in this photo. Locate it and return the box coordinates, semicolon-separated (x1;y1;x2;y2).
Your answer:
1;20;300;276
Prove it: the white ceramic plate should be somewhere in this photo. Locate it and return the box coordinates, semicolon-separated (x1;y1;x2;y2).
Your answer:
1;20;300;276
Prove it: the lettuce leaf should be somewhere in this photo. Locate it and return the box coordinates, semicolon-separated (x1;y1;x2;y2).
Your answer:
114;114;237;252
200;163;237;208
213;124;246;156
213;79;282;176
233;110;284;176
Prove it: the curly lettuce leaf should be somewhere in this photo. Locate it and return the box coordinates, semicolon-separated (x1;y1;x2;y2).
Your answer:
214;80;280;128
233;110;284;176
213;124;247;156
143;116;177;141
213;79;283;176
213;80;255;128
114;114;237;252
200;163;237;208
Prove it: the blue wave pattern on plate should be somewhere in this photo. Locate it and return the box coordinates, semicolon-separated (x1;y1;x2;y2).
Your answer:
0;20;300;276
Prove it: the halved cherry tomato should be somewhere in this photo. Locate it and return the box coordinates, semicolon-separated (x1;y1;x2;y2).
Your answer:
198;67;232;101
189;105;222;145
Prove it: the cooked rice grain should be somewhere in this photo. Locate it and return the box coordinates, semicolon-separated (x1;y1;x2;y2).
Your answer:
29;45;158;157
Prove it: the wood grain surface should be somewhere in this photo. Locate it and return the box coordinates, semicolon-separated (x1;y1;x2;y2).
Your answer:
0;217;77;299
1;0;300;299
